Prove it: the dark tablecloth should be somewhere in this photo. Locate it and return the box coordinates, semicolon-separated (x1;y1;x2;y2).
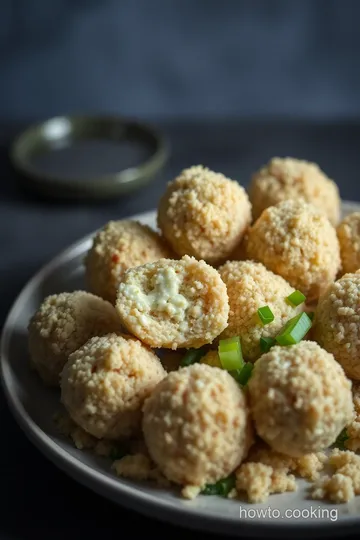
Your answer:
1;120;360;539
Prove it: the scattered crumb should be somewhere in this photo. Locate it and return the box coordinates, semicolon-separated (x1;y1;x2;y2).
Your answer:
294;452;327;481
227;488;237;499
54;411;97;450
311;474;354;503
112;454;153;481
112;453;170;487
236;462;297;503
310;449;360;502
71;426;97;450
181;485;202;499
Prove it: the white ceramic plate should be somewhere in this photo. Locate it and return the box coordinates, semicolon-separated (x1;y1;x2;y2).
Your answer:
1;203;360;538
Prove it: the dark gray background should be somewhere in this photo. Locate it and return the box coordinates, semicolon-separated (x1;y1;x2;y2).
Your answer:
2;1;360;538
1;0;360;122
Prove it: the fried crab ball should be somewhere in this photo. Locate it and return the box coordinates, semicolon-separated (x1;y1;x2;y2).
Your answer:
218;261;304;361
313;272;360;380
248;341;353;457
248;157;340;225
157;165;251;265
116;255;229;349
142;364;253;487
61;334;166;439
337;212;360;275
28;291;121;386
84;220;173;304
246;200;340;301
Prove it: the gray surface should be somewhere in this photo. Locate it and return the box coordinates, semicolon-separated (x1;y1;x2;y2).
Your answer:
1;120;360;539
1;0;360;121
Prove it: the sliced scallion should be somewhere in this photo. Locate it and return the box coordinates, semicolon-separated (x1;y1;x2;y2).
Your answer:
260;336;275;353
180;347;206;367
287;290;306;307
257;306;275;325
308;311;315;321
201;474;236;496
218;336;244;371
275;312;312;346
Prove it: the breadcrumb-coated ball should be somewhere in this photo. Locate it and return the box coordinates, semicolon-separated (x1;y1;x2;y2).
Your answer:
248;157;340;225
157;165;251;265
248;341;353;457
218;261;304;361
28;291;121;386
246;200;340;301
84;220;173;304
337;213;360;275
142;364;253;486
116;255;229;349
61;333;166;439
313;272;360;380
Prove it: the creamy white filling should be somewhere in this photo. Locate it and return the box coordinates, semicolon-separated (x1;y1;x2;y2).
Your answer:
120;267;190;323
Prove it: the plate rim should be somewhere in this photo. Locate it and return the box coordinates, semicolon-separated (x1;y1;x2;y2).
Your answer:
1;203;359;537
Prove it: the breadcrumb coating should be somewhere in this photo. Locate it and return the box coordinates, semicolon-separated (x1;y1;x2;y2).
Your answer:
246;200;340;301
248;341;353;456
218;261;304;360
157;165;251;265
112;453;171;487
61;333;166;439
116;255;229;349
337;212;360;274
142;364;253;487
248;157;340;225
85;220;173;304
346;383;360;451
28;291;121;386
313;272;360;380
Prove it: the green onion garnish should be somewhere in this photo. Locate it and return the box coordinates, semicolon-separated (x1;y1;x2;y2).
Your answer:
333;428;349;450
180;348;206;367
201;474;236;496
218;336;244;371
260;336;275;353
232;362;254;386
308;311;315;321
275;312;312;346
286;290;306;307
257;306;275;325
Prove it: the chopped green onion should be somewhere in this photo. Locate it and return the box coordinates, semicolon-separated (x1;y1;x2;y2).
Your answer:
257;306;275;325
275;312;312;346
180;347;206;367
237;363;254;386
333;428;349;450
260;336;275;353
218;336;244;371
308;311;315;321
286;290;306;307
201;474;236;496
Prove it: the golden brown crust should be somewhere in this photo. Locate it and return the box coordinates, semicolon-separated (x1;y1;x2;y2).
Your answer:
28;291;121;386
248;341;353;456
246;199;340;301
313;273;360;380
85;220;173;304
142;364;253;486
248;157;340;225
157;165;251;265
337;212;360;275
